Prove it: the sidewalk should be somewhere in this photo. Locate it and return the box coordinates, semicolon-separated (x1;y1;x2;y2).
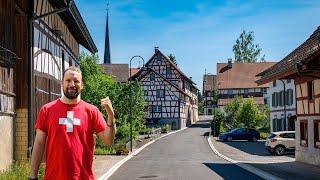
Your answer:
209;136;320;180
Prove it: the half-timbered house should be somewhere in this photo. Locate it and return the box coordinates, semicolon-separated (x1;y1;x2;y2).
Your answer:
0;0;97;170
217;61;276;109
203;74;217;115
257;26;320;166
132;48;199;130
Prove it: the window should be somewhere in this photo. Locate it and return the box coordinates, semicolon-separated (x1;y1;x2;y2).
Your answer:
144;90;148;96
157;89;165;98
166;67;172;75
150;74;155;81
153;105;161;112
280;133;295;138
314;120;320;148
156;55;161;62
300;120;308;147
272;93;276;107
244;89;249;94
227;89;233;95
286;89;294;106
307;81;314;100
273;80;277;87
287;79;291;83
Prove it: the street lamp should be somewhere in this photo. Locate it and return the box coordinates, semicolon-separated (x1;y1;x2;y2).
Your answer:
129;55;145;152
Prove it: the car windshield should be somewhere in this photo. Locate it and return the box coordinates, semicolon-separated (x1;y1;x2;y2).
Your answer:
229;128;240;133
267;134;276;139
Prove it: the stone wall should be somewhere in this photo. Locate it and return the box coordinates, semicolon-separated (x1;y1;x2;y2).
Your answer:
0;115;14;171
15;108;28;161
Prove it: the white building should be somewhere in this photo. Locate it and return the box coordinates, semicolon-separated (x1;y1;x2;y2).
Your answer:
269;79;296;132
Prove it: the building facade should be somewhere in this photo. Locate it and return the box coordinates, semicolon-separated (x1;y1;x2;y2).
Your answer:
257;26;320;166
203;74;217;115
268;79;296;132
132;49;199;130
0;0;96;170
216;62;276;109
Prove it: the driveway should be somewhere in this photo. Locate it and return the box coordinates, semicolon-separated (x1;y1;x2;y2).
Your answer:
210;137;320;179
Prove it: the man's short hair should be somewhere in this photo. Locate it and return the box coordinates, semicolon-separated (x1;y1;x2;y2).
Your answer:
62;66;82;79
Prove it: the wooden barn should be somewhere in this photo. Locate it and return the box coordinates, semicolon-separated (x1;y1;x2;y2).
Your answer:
0;0;97;170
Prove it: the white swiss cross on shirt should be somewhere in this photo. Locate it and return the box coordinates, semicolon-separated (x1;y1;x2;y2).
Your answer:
59;111;80;132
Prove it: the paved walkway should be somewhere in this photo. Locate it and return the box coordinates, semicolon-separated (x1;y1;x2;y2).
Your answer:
210;136;320;180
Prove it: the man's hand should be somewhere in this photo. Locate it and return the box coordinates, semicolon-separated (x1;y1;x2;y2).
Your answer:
101;96;114;117
101;97;115;126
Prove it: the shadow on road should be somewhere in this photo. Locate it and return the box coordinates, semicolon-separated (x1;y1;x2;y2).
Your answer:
244;161;320;180
203;163;263;180
220;140;294;157
201;132;210;137
189;120;211;128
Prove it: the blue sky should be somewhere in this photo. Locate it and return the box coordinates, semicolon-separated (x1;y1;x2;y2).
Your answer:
76;0;320;90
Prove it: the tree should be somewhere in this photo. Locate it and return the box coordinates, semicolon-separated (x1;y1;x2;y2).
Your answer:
79;53;147;148
233;30;263;63
212;108;224;136
168;54;177;66
223;96;243;129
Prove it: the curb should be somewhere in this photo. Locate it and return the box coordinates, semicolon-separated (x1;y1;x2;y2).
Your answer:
98;126;188;180
207;136;282;180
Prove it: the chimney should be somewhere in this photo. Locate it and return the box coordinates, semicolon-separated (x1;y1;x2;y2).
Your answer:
154;46;159;53
227;58;232;68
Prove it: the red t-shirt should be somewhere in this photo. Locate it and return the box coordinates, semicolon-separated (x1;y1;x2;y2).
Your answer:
35;99;107;180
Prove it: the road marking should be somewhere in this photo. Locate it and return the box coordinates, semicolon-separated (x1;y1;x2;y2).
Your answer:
207;136;282;180
98;127;189;180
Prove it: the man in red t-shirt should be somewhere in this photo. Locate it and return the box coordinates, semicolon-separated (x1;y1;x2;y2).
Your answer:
29;66;116;180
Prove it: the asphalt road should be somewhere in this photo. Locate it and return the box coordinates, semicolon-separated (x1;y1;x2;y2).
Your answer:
110;119;263;180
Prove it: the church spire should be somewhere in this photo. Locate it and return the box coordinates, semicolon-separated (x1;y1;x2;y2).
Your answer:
104;2;111;64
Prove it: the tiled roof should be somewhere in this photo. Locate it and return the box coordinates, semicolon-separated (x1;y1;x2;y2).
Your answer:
203;74;216;91
218;97;265;106
130;68;140;77
256;26;320;85
99;64;129;82
217;62;276;89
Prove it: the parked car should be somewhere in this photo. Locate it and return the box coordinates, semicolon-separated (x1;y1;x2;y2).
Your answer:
265;131;295;156
218;128;260;142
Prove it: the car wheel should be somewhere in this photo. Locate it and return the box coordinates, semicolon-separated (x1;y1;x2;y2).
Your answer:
227;136;232;142
252;137;258;142
275;145;286;156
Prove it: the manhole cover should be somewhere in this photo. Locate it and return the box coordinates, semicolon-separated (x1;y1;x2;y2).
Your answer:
139;175;158;178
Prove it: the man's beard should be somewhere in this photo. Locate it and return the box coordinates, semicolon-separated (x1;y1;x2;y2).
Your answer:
63;87;81;100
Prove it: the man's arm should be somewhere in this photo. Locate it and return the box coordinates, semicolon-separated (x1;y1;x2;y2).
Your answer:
30;129;47;178
98;97;116;146
97;115;116;146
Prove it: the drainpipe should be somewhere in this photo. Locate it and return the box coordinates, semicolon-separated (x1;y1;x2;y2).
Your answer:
27;0;34;158
279;79;287;131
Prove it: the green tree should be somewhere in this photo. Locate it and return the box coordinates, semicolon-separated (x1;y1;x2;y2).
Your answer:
79;53;147;148
237;97;260;127
168;54;177;65
224;96;243;129
233;30;263;63
212;108;224;136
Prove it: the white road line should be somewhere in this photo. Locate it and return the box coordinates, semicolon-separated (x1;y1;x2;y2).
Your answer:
207;136;282;180
98;126;189;180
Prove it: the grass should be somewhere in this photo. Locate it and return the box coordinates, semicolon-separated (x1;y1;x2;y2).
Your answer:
94;147;116;155
0;161;45;180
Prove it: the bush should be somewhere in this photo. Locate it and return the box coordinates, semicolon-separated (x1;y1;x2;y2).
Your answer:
211;108;224;136
0;162;45;179
94;147;116;155
161;124;171;133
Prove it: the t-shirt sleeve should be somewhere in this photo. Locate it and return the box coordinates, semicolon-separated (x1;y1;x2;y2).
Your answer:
34;106;48;133
93;108;107;134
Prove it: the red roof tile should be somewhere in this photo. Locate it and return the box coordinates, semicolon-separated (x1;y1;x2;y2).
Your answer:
217;62;276;89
